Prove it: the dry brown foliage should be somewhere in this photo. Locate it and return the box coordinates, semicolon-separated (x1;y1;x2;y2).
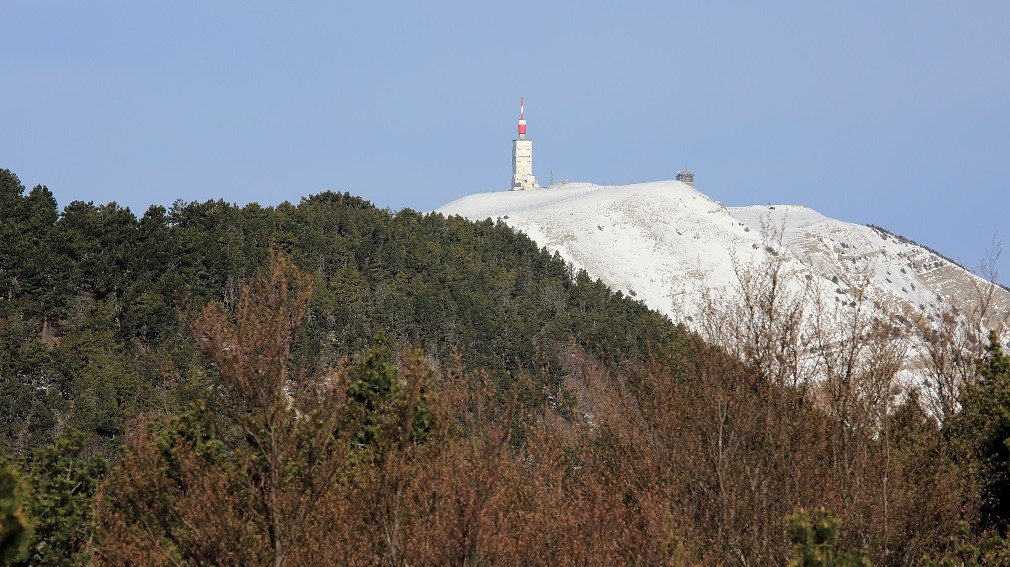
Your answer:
93;246;979;566
96;248;354;566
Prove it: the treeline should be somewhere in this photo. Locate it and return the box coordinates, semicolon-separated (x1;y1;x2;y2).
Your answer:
2;167;1010;565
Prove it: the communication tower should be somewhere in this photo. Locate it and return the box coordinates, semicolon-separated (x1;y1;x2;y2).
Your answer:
511;97;541;190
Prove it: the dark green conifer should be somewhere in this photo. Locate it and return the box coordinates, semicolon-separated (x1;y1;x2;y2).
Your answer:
786;507;871;567
0;462;32;564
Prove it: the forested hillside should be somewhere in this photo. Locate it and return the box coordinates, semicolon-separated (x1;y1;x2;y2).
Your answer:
0;168;675;455
2;168;1010;565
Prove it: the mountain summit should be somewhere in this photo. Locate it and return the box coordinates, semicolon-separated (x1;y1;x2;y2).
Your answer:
438;181;1008;349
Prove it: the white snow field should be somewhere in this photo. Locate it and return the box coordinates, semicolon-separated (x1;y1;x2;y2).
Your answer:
440;181;767;320
437;181;1009;357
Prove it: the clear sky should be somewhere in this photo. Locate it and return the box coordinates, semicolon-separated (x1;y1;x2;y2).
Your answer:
4;2;1009;280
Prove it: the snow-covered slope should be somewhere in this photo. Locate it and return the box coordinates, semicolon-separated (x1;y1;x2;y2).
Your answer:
437;181;1010;338
440;181;772;318
728;204;1010;328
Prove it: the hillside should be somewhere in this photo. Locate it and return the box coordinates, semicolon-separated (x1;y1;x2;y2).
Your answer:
0;169;680;461
439;181;1010;356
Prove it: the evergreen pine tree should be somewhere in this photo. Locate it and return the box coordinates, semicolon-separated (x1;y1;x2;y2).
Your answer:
957;332;1010;532
786;507;871;567
0;462;31;564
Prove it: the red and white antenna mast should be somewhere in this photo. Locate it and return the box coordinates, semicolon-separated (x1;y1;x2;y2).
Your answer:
511;96;540;190
517;97;527;140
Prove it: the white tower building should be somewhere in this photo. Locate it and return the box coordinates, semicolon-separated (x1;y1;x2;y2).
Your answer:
511;97;540;190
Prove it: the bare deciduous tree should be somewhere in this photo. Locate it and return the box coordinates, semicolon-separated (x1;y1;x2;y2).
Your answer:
914;238;1010;424
97;248;353;567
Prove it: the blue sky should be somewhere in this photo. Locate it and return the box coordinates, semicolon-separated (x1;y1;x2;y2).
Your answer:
4;2;1009;280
